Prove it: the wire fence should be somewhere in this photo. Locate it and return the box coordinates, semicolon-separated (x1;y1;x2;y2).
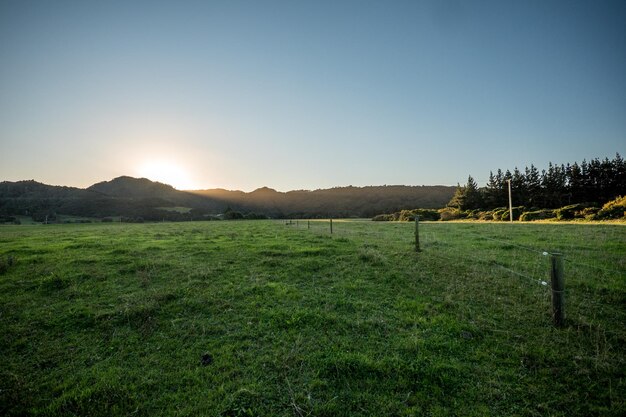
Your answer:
280;218;626;331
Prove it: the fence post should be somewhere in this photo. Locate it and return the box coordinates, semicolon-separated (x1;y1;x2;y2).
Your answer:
307;220;310;230
330;218;333;234
414;216;421;252
550;253;565;327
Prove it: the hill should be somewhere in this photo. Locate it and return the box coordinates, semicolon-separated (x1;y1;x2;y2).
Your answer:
192;185;455;218
0;177;455;221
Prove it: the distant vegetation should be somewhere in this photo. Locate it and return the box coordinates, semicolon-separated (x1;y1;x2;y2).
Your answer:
376;154;626;222
0;176;454;223
190;184;454;219
3;154;624;224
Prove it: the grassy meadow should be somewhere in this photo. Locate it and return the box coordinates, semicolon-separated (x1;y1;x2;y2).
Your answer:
0;220;625;416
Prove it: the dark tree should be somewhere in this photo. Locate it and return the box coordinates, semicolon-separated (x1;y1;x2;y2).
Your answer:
511;167;526;207
447;176;483;210
524;164;541;207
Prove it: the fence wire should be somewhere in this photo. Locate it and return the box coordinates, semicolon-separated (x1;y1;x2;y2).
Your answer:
282;219;626;331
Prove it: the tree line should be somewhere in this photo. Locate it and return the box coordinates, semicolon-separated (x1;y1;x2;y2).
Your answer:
449;154;626;210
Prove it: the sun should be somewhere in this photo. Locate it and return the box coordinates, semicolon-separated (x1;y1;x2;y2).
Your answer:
137;160;196;190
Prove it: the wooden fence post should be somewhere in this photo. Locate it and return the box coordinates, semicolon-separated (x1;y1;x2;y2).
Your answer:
550;253;565;327
330;218;333;234
307;220;310;230
415;216;421;252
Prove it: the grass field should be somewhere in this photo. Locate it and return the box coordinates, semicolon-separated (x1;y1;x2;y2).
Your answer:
1;220;624;416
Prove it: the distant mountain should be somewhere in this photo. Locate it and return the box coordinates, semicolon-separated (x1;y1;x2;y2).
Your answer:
88;176;221;210
191;184;455;218
0;176;455;221
0;178;223;221
0;180;92;199
88;176;179;199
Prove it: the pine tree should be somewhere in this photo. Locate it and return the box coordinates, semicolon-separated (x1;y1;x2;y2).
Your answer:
612;153;626;198
446;176;483;210
463;175;483;210
566;162;583;204
511;167;526;207
484;171;500;209
447;183;466;209
524;165;541;208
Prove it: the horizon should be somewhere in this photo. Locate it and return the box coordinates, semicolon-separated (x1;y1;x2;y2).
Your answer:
2;174;456;193
1;1;625;190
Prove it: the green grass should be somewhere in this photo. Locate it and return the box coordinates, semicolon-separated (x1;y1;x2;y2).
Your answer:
0;220;624;416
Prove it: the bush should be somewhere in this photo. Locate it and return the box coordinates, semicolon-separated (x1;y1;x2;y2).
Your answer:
416;209;441;221
596;196;626;220
579;207;600;220
520;209;555;221
388;212;400;221
554;203;589;220
372;208;440;222
438;208;464;221
397;210;415;221
372;214;393;221
463;209;480;220
399;209;440;221
491;208;507;221
496;206;525;221
477;211;495;221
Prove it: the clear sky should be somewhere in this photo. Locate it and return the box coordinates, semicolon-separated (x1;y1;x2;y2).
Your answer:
1;0;624;191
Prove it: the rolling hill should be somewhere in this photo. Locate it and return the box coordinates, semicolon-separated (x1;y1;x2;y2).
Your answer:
0;177;455;221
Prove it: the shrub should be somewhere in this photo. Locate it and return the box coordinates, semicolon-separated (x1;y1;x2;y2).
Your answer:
438;208;464;221
554;203;589;220
596;196;626;220
491;208;507;221
372;208;440;222
397;210;415;221
372;214;392;221
520;209;555;221
498;206;525;221
415;209;441;221
463;209;480;220
477;211;494;221
389;212;400;221
398;209;440;221
578;207;600;220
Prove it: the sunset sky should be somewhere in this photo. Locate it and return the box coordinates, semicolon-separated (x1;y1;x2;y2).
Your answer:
1;0;624;191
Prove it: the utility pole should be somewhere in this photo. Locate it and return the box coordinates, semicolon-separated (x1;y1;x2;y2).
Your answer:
507;179;513;222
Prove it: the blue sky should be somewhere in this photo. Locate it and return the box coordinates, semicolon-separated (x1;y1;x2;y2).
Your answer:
1;0;624;190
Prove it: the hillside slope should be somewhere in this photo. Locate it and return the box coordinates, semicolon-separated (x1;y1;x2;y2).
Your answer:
1;177;455;220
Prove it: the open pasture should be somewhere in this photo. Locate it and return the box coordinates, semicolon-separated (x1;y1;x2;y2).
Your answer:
1;220;625;416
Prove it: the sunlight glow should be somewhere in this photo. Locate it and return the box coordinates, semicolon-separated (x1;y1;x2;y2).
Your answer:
137;160;197;190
